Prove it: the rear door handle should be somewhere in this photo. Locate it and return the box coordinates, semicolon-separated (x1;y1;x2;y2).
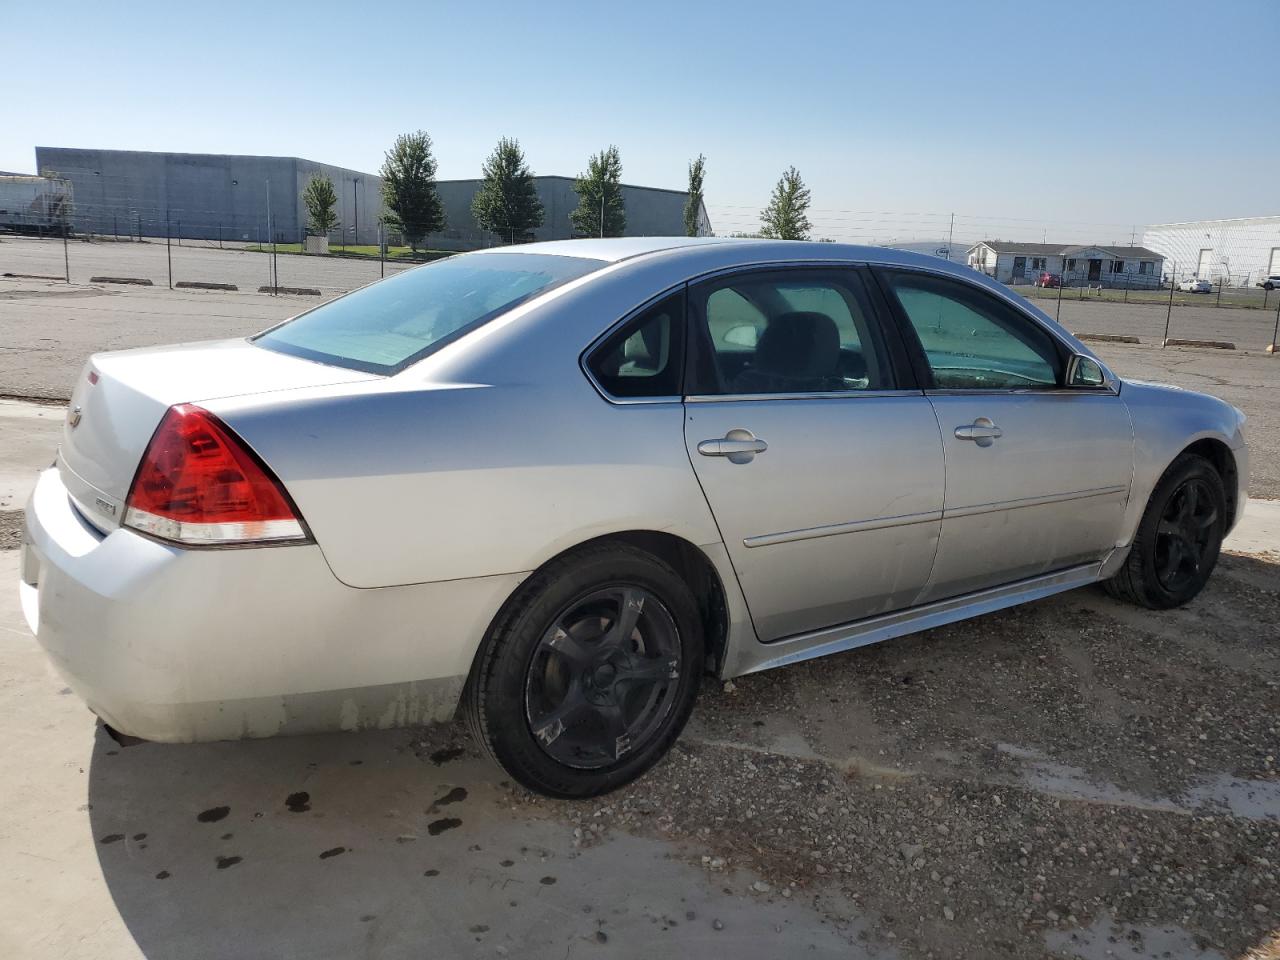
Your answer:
697;429;768;463
954;418;1003;447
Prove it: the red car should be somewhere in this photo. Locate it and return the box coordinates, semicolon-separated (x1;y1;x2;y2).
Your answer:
1034;271;1062;288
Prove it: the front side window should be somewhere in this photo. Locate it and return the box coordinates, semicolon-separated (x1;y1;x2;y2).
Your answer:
688;269;892;395
1139;261;1153;275
586;292;683;398
881;271;1063;390
255;253;604;375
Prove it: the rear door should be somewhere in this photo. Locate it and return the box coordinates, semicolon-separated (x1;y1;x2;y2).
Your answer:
874;268;1133;602
682;266;944;642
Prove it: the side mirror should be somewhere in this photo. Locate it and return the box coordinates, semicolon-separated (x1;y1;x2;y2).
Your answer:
1066;353;1107;388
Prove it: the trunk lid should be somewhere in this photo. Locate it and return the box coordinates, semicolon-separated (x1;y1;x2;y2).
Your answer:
58;338;376;531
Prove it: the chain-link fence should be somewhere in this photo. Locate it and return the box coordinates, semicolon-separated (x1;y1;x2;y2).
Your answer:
3;181;1279;350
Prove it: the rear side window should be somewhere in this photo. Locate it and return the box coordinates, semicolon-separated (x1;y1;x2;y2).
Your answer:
687;269;892;395
586;292;684;399
255;252;604;375
881;271;1063;390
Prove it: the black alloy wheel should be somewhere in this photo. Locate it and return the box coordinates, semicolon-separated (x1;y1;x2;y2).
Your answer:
524;585;682;770
464;542;704;798
1105;453;1227;609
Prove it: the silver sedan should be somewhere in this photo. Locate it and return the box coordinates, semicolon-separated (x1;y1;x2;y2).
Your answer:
19;238;1249;797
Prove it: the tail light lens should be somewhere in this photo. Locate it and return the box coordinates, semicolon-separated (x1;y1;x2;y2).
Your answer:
124;404;309;545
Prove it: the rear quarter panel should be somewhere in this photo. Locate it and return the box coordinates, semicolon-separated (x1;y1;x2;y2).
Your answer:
203;260;734;589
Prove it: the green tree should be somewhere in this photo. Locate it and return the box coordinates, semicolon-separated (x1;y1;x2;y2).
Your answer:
379;130;445;252
471;137;544;244
301;174;339;237
759;166;811;241
570;145;626;238
683;154;706;237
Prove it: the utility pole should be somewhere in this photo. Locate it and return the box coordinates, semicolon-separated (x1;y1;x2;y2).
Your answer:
1271;293;1280;354
947;212;954;260
1162;261;1176;346
165;212;173;290
266;177;275;294
62;221;70;283
599;186;605;239
353;177;360;247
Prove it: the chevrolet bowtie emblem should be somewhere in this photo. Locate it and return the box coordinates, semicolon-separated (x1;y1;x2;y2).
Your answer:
68;404;82;428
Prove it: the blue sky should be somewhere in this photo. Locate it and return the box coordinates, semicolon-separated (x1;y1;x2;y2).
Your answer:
6;0;1275;244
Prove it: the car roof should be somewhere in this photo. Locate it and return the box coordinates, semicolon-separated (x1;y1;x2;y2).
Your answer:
468;235;970;271
467;236;745;263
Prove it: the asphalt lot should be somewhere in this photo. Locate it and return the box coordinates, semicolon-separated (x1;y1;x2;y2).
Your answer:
1;235;410;295
2;264;1277;497
1;244;1277;959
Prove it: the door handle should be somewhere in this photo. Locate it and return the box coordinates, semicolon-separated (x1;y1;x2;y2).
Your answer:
954;417;1003;447
697;429;768;463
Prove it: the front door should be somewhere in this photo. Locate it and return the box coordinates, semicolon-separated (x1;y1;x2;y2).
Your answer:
1012;256;1026;280
876;268;1133;601
1088;259;1103;281
683;267;944;642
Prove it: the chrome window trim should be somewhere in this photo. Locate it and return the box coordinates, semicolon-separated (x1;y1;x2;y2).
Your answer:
869;261;1122;392
685;389;924;403
579;284;688;406
580;255;1121;406
924;385;1120;398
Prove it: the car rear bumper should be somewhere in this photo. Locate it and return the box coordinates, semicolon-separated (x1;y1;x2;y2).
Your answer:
19;467;525;743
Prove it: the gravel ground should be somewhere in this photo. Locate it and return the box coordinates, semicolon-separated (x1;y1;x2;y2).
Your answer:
0;511;22;550
486;552;1280;959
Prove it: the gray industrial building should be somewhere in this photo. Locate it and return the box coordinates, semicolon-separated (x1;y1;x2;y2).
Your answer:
36;146;384;245
34;147;709;250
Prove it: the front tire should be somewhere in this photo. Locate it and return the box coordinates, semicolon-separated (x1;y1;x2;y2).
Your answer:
463;542;704;798
1104;454;1227;609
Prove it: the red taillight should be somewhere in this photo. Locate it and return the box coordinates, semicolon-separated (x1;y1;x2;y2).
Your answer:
124;404;308;545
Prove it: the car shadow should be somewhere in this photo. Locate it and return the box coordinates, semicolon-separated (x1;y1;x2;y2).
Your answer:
85;718;873;959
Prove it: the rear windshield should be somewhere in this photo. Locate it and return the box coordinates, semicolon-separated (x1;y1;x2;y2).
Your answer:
253;252;605;374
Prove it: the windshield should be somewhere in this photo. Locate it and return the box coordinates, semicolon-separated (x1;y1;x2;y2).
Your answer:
254;252;605;374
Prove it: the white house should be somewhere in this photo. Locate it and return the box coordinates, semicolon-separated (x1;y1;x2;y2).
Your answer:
1143;216;1280;286
966;241;1165;288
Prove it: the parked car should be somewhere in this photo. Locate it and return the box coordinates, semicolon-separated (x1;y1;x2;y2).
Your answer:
1256;275;1280;291
19;238;1249;798
1179;278;1213;293
1033;271;1062;288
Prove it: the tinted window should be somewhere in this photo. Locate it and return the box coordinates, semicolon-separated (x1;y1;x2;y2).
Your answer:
587;292;684;398
255;253;604;375
882;271;1063;390
689;270;892;395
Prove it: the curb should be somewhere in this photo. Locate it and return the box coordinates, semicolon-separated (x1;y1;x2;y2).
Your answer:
1076;333;1141;344
258;285;322;297
1163;338;1236;350
175;281;239;291
90;276;153;286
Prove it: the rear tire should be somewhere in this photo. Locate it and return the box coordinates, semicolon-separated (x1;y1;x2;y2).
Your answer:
463;542;703;798
1104;454;1226;609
